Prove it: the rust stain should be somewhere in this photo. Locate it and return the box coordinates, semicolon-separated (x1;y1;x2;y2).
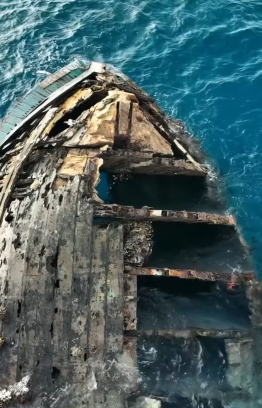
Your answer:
127;267;255;283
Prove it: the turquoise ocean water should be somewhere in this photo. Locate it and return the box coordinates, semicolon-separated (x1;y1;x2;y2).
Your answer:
1;1;262;275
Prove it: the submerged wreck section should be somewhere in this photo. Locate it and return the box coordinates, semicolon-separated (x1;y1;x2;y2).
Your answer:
0;61;261;407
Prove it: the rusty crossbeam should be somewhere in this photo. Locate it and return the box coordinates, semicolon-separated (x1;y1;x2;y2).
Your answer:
124;266;255;283
94;204;236;226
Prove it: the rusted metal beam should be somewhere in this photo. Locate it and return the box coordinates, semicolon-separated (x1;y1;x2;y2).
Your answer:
100;150;207;176
94;204;236;226
125;266;255;283
105;224;124;356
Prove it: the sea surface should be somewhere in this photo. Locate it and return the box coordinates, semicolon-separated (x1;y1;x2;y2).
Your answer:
1;1;262;405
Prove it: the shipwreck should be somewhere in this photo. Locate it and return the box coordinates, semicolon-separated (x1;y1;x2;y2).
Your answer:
0;61;261;408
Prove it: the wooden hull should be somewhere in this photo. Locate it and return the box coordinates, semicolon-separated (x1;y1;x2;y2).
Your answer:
0;62;261;407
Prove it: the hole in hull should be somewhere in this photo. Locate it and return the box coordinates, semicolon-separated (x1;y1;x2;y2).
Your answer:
146;222;251;273
138;276;251;331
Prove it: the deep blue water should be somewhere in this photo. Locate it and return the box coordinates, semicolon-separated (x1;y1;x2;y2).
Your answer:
1;0;262;274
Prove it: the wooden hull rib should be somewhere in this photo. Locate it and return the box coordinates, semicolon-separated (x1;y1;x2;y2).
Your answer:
0;61;261;407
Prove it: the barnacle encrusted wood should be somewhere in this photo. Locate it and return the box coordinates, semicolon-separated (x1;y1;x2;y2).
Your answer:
0;62;260;407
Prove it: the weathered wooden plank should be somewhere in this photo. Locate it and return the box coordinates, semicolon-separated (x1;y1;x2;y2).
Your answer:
140;99;206;168
74;93;117;148
0;199;21;387
125;266;255;283
69;198;93;383
16;156;58;390
0;154;56;386
100;151;207;176
57;149;92;178
52;176;81;386
0;108;58;224
15;205;43;384
32;187;61;393
2;197;35;385
17;276;39;381
129;102;173;156
105;224;124;357
123;274;137;331
94;204;236;226
88;225;108;361
84;156;104;199
0;199;21;299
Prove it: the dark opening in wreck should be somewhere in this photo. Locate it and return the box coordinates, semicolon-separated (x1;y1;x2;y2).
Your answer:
0;61;261;408
99;172;226;213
